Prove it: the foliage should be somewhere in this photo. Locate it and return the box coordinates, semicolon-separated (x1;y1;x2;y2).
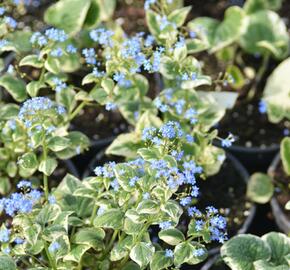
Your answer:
221;232;290;270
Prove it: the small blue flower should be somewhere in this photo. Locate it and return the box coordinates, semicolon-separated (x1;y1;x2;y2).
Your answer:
4;16;17;29
180;196;192;206
165;249;174;258
258;100;267;114
49;241;61;253
159;221;172;230
105;102;117;111
0;7;6;16
50;47;63;57
48;195;56;205
66;44;77;53
221;133;235;148
82;48;96;65
0;228;10;243
17;180;32;189
193;248;205;257
45;28;67;42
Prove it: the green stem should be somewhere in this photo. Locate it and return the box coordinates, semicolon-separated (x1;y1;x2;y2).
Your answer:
39;67;46;82
100;230;119;260
247;53;270;100
90;203;98;226
68;101;87;122
42;144;49;200
44;242;57;270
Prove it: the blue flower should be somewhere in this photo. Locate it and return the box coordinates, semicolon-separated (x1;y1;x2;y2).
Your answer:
4;16;17;29
49;241;61;253
0;228;10;243
180;196;192;206
159;221;172;230
50;47;63;57
165;249;174;258
193;248;205;257
144;35;155;47
0;7;5;16
17;180;32;189
66;44;77;53
14;237;25;245
144;0;156;10
258;100;267;114
82;48;96;65
48;195;56;205
45;28;67;42
105;102;117;111
188;206;202;217
221;133;235;148
90;28;114;47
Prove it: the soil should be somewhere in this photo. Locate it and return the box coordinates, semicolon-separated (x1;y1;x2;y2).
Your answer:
197;157;252;238
71;106;129;141
272;162;290;219
217;100;289;148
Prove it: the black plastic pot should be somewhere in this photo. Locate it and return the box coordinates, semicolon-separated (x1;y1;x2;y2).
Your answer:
214;141;280;173
62;159;79;178
194;152;256;265
268;153;290;234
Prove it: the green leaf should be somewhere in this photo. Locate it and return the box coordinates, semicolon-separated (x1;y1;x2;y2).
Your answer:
48;136;71;152
173;242;193;266
262;232;290;265
239;10;289;59
45;56;61;74
18;152;38;171
19;55;44;68
26;81;46;97
187;17;219;52
110;236;134;261
44;0;92;34
94;209;124;229
263;57;290;123
211;6;245;53
221;234;271;270
136;199;160;215
0;177;11;195
97;0;116;21
0;104;19;120
130;242;155;268
159;228;185;246
137;148;159;161
36;204;61;226
244;0;283;14
168;6;191;27
146;10;161;38
0;74;27;102
226;65;245;89
247;173;274;204
136;111;162;134
89;87;109;104
84;0;101;28
64;244;90;262
73;227;105;249
0;255;16;270
253;260;289;270
106;133;141;159
150;251;173;270
38;157;57;176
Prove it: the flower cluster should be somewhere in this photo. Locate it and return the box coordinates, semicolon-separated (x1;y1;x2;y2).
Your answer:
0;181;42;216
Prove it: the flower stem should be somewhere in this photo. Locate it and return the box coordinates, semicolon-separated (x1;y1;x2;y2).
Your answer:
44;242;57;270
42;143;49;200
90;203;98;226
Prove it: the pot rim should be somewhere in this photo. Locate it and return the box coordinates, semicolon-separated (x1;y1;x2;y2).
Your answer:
214;140;280;154
268;153;290;234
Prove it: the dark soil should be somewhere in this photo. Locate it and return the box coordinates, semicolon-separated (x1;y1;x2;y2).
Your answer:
197;157;253;238
71;106;129;141
217;100;289;148
272;161;290;219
